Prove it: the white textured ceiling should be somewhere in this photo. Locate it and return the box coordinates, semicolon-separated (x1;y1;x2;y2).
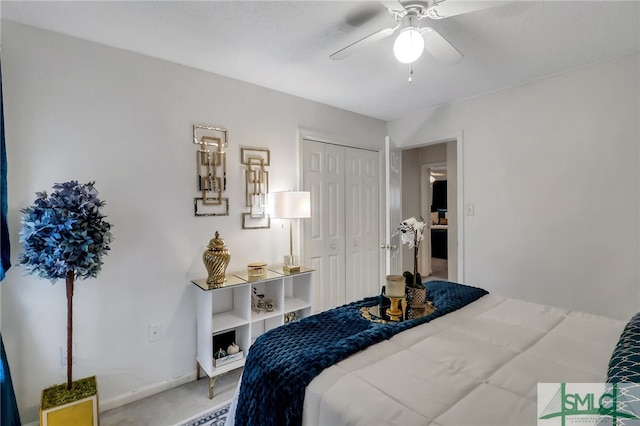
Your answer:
2;1;639;121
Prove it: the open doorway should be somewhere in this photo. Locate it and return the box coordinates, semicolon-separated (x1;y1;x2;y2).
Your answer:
400;140;458;282
422;163;448;280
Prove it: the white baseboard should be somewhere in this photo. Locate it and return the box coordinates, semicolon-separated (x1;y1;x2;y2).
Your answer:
99;370;197;413
21;372;198;426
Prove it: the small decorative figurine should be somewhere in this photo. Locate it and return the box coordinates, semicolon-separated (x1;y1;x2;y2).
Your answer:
227;342;240;355
251;286;276;313
284;311;300;324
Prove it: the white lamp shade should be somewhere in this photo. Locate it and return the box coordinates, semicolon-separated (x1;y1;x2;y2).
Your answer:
270;191;311;219
393;28;424;64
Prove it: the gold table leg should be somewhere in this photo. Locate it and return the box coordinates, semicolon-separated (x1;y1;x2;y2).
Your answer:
196;361;221;399
208;376;217;399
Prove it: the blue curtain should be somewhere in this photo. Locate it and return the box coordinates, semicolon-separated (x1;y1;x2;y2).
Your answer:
1;334;20;425
0;53;8;281
0;53;21;426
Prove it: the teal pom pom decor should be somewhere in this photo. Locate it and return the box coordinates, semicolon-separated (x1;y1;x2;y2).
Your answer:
19;181;113;282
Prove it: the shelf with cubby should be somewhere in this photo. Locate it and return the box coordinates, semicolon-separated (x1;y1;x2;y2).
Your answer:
192;266;313;398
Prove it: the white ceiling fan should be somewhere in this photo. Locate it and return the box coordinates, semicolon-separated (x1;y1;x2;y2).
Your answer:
330;0;502;65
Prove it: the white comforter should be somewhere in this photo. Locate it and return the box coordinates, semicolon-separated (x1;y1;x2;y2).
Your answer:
301;294;625;426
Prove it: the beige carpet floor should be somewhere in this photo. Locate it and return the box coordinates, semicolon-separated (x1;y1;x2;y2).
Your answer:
100;368;242;426
426;257;448;280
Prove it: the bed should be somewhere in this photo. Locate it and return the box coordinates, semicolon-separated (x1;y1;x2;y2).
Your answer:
225;280;630;426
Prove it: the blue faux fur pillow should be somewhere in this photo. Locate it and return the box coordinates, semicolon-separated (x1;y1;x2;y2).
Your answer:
608;312;640;382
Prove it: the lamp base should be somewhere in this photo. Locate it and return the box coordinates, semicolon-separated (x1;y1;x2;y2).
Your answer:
284;255;300;273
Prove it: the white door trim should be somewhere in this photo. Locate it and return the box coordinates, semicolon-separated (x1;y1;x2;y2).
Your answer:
455;131;464;283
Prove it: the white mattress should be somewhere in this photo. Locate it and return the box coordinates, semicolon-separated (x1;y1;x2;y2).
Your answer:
225;294;626;426
301;294;625;426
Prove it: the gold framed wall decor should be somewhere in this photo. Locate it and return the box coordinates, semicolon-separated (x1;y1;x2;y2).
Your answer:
241;147;270;229
193;124;229;216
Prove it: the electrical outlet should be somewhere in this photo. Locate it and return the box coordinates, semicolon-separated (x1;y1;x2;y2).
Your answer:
60;344;77;366
149;323;161;342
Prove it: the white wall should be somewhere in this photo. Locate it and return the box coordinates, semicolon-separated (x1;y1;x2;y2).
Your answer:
419;143;447;164
389;53;640;321
0;21;386;422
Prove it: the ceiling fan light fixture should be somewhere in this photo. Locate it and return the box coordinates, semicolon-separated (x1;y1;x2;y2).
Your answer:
393;23;424;64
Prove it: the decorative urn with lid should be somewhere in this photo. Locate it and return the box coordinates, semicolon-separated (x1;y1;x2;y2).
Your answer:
202;230;231;286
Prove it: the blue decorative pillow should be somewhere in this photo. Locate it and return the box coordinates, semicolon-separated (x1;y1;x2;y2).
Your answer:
608;312;640;382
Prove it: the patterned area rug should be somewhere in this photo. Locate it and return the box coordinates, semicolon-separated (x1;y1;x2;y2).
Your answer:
177;402;230;426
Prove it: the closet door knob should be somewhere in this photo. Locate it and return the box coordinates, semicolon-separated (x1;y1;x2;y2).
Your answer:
331;244;336;249
354;241;359;247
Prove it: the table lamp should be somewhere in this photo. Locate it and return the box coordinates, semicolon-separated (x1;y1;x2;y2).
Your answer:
270;191;311;273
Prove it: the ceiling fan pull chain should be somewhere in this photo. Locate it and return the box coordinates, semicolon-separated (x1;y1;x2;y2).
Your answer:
408;63;414;83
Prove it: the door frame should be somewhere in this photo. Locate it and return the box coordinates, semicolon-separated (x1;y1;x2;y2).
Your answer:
401;132;465;283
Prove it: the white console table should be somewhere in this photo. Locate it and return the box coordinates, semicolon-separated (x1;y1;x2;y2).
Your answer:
192;266;313;398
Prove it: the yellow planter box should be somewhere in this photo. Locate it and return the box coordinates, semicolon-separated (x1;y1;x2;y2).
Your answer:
39;376;99;426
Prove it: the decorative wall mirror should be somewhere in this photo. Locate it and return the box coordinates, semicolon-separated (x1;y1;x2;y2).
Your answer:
241;147;270;229
193;124;229;216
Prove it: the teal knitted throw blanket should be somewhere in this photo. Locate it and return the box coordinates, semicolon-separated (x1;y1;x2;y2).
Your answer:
234;280;488;425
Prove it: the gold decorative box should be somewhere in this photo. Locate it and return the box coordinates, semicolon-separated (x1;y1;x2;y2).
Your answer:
247;262;267;278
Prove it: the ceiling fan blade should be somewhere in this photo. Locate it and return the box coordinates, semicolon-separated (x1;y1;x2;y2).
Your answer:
330;26;398;60
426;0;504;19
422;27;463;65
379;0;405;13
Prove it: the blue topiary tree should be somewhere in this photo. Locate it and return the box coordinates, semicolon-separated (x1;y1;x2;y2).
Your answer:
20;181;113;390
